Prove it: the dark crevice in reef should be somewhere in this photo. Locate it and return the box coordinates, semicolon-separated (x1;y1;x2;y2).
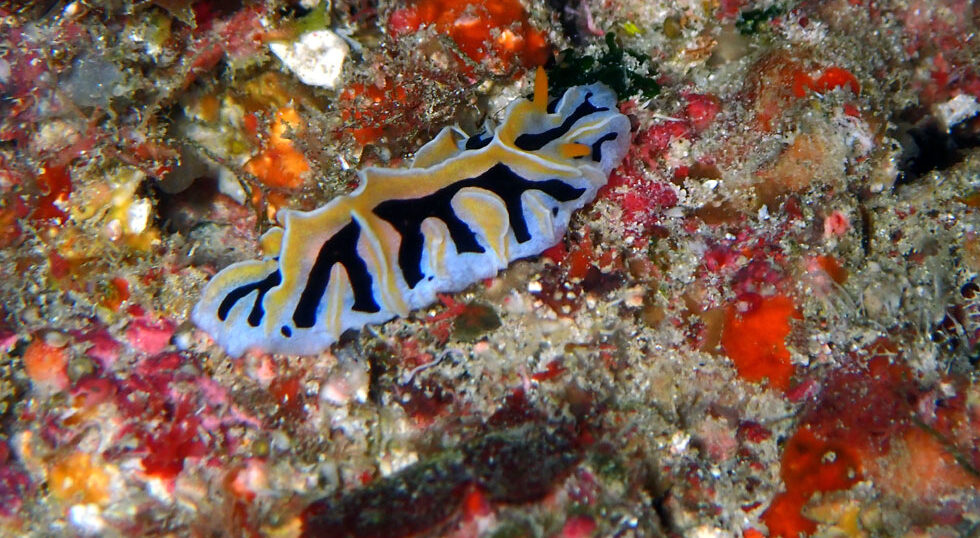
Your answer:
152;175;221;236
300;422;582;538
548;0;588;45
894;108;980;186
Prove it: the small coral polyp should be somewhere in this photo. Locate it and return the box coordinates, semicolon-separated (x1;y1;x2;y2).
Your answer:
193;68;631;356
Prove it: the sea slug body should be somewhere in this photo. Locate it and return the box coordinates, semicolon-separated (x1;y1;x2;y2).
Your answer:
193;68;631;357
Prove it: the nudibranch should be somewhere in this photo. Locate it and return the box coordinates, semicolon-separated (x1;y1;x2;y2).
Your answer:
193;68;631;357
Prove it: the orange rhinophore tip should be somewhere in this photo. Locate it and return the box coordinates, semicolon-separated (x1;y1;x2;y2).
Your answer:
559;143;591;158
533;66;549;112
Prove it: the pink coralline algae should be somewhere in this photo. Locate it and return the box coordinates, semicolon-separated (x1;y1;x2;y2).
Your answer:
0;443;30;519
124;317;176;355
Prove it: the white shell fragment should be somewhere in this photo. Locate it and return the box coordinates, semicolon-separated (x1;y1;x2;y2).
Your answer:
269;29;348;89
935;94;980;131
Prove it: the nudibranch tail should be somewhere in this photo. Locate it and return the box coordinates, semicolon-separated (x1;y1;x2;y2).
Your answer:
192;67;631;357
